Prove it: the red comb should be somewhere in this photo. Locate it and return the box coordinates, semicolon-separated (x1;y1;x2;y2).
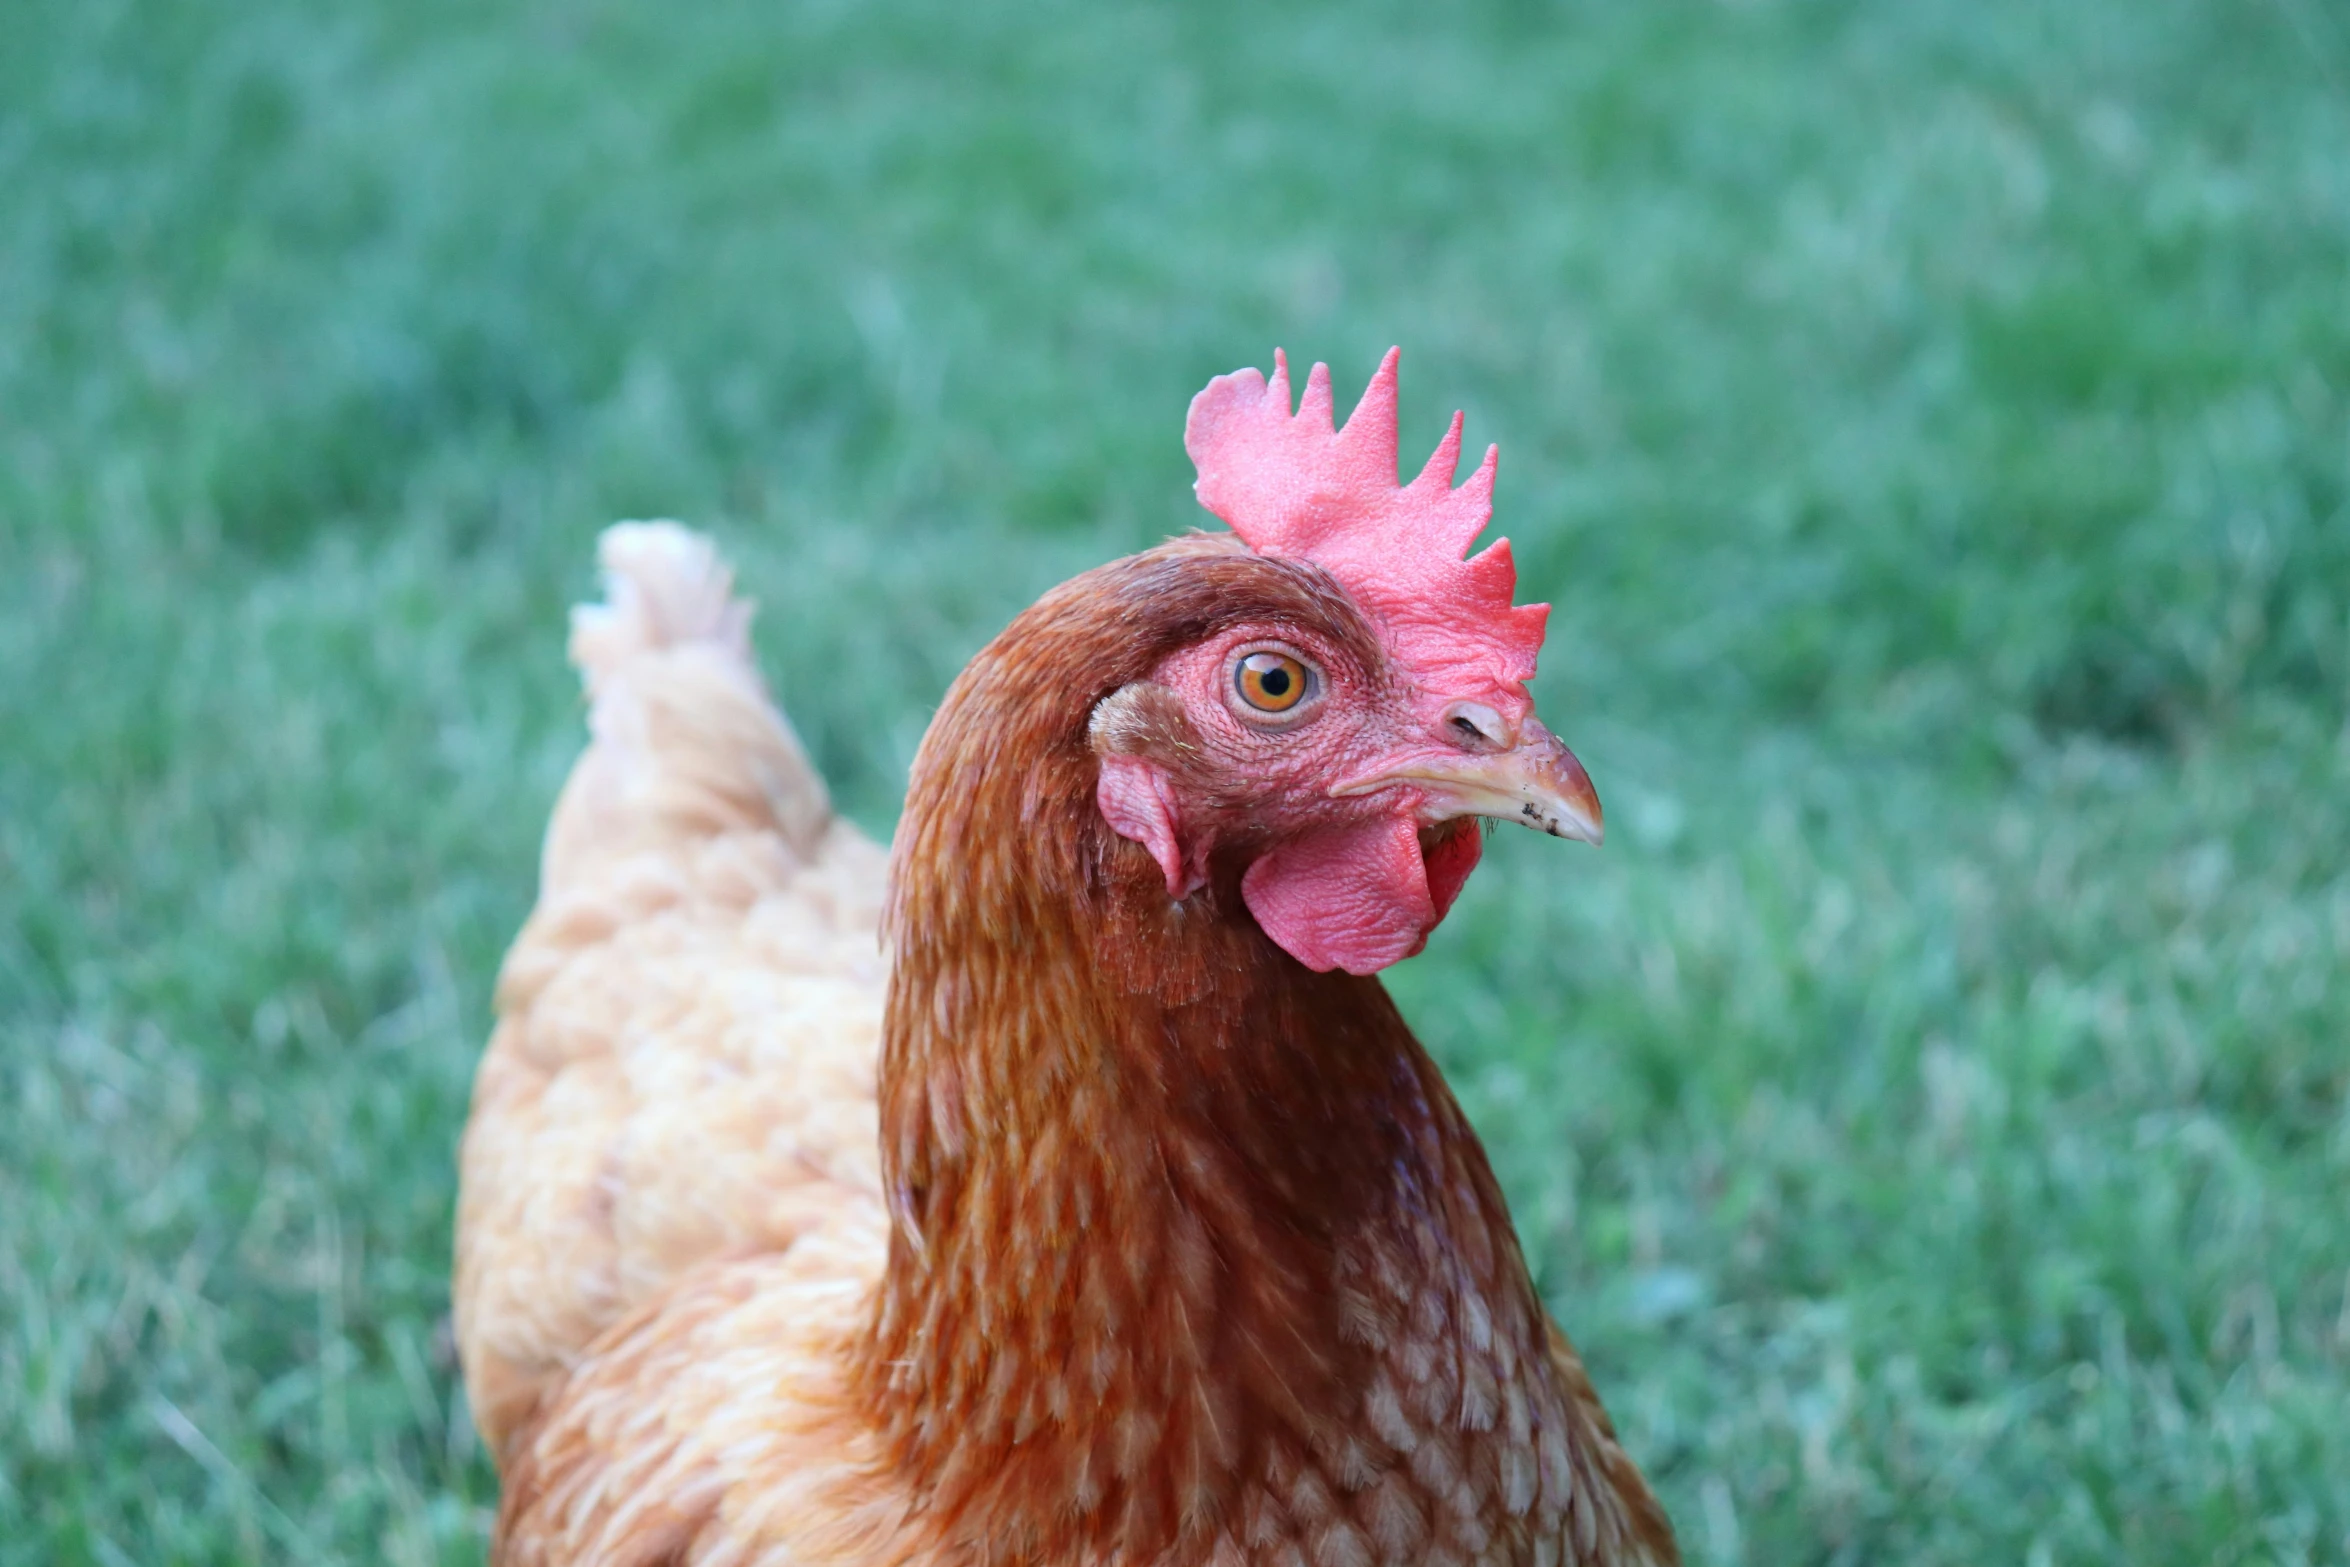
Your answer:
1185;348;1548;709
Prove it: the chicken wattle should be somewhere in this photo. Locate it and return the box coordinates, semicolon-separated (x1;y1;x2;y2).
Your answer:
457;352;1678;1566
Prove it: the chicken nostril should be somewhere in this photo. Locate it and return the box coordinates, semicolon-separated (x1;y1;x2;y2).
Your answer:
1441;700;1511;752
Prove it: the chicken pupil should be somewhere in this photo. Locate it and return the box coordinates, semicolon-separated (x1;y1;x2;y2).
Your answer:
1258;666;1291;696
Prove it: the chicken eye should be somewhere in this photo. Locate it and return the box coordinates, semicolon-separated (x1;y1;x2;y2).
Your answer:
1234;650;1313;715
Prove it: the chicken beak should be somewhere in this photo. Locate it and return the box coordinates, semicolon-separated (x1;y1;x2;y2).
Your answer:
1333;719;1604;846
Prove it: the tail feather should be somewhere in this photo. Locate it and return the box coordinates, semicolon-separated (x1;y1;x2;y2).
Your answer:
540;521;832;890
570;522;756;697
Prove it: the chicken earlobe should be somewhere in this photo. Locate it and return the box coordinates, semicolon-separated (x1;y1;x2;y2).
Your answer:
1090;679;1212;898
1094;752;1196;897
1081;690;1193;906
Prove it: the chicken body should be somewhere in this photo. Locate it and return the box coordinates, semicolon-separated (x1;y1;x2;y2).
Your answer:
456;522;1676;1565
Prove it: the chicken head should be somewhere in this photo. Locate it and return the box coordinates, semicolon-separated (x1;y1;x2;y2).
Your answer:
1091;349;1601;977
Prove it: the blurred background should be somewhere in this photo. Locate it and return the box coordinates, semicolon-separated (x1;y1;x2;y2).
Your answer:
4;0;2347;1561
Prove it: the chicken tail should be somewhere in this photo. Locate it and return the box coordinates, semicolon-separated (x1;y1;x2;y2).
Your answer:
540;521;832;892
569;520;758;700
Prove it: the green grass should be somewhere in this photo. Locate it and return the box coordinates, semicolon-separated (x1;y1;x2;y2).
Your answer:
4;0;2347;1560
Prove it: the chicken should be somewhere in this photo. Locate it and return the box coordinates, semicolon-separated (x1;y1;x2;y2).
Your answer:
454;350;1679;1567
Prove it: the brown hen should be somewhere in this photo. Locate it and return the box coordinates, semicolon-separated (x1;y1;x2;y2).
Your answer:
456;353;1679;1566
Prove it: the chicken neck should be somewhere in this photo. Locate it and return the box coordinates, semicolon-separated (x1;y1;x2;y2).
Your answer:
853;545;1580;1563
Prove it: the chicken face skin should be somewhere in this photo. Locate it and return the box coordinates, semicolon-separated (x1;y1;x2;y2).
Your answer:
1089;572;1601;975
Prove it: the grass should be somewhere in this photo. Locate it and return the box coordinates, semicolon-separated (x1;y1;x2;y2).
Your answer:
3;0;2347;1560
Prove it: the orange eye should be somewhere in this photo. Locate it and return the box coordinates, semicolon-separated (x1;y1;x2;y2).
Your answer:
1234;650;1313;714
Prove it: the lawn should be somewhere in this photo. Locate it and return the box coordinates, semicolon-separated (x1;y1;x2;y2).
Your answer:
3;0;2347;1561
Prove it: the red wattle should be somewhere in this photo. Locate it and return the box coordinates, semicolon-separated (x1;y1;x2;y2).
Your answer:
1423;825;1483;919
1241;814;1437;975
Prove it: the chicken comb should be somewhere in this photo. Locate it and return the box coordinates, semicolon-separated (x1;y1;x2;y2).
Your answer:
1185;348;1548;706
